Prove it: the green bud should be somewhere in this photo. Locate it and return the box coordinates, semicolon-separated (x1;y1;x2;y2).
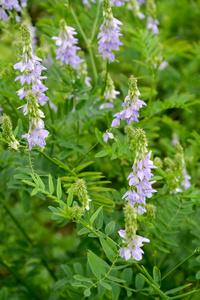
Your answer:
124;204;137;239
146;204;156;219
103;0;113;21
36;48;45;60
146;0;157;18
164;157;174;169
128;75;140;102
21;24;31;46
1;114;19;151
135;128;148;160
74;179;91;211
0;64;17;80
154;157;163;168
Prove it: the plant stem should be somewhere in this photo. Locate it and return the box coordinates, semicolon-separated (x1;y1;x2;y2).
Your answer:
162;249;199;281
70;7;98;81
90;0;101;42
73;141;99;167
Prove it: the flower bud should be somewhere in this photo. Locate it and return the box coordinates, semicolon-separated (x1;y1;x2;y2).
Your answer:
74;179;91;211
1;114;19;151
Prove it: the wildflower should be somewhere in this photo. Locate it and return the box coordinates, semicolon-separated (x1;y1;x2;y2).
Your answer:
22;92;49;150
52;19;84;70
111;76;146;127
0;0;26;22
181;168;191;190
100;73;119;109
158;61;168;71
0;105;3;120
14;24;49;106
98;0;123;63
119;204;150;261
146;0;159;35
74;179;91;211
103;132;114;143
127;0;145;19
82;0;96;7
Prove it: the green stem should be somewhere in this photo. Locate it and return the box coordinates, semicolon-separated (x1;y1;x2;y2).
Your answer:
162;249;199;281
102;59;109;95
90;0;101;42
70;7;98;80
79;219;101;238
170;289;200;300
139;273;168;300
73;141;99;167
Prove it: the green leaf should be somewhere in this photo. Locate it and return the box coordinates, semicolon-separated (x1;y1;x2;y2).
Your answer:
35;174;45;189
100;238;116;262
91;206;103;224
61;265;73;278
31;188;40;196
99;281;112;290
196;271;200;280
21;191;31;214
48;174;54;194
122;268;133;285
84;289;91;297
88;250;107;280
165;284;192;295
73;262;83;276
67;185;74;206
153;266;161;288
54;278;68;290
95;150;109;158
95;208;103;229
107;275;126;283
105;221;115;235
95;127;104;145
57;178;62;199
135;274;145;290
22;180;36;187
73;161;94;173
111;283;120;300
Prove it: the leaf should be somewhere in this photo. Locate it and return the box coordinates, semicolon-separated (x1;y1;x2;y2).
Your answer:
61;265;73;278
73;263;83;276
84;289;91;297
196;271;200;280
107;275;126;283
165;284;192;295
99;282;112;290
48;174;54;194
153;266;161;288
95;208;103;229
54;278;68;291
35;174;45;189
21;191;31;214
100;238;116;262
135;274;145;290
95;127;104;145
67;185;74;206
105;221;115;236
88;250;107;280
122;268;133;285
111;283;120;300
95;150;109;158
22;180;36;187
73;161;94;173
57;178;62;200
91;206;103;224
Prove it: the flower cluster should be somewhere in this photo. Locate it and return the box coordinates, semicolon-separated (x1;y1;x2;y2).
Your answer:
0;0;27;22
111;75;146;127
98;0;123;62
146;0;159;35
119;204;150;261
0;105;3;120
127;0;145;19
52;19;84;70
119;128;156;261
74;179;91;211
14;25;49;106
22;92;49;150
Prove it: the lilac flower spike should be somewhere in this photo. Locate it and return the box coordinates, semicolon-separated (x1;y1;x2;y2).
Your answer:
52;19;84;70
111;76;146;127
22;92;49;150
14;25;49;106
147;16;159;35
98;0;123;63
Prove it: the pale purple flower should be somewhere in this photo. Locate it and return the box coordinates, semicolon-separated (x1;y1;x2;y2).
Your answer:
0;104;3;120
98;16;123;63
111;95;146;127
158;61;168;71
110;0;129;6
14;53;49;106
181;168;191;190
49;102;58;113
52;25;84;70
147;16;159;35
22;127;49;151
0;0;26;22
103;132;114;143
123;151;157;212
118;230;150;261
82;0;96;7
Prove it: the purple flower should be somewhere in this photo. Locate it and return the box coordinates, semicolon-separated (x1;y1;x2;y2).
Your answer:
0;104;3;120
123;151;157;212
82;0;96;7
52;24;84;70
147;16;159;35
118;230;150;261
111;96;146;127
103;132;114;143
158;61;168;71
110;0;129;6
22;127;49;151
181;168;191;190
0;0;26;22
97;1;123;63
